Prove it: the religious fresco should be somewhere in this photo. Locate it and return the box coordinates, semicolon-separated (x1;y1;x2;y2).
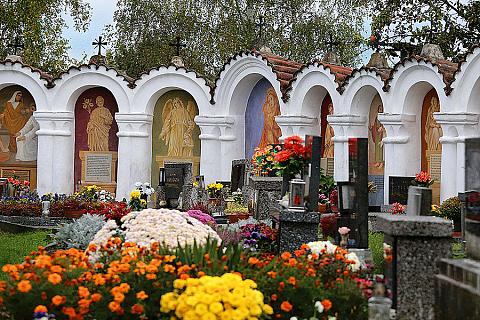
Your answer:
74;88;119;189
320;95;334;159
0;86;38;188
368;95;386;176
421;89;442;204
245;79;282;159
151;90;201;185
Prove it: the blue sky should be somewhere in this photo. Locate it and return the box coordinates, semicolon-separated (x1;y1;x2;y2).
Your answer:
62;0;116;60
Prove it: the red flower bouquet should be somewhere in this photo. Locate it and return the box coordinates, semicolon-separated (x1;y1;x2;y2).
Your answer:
413;171;434;187
273;135;309;177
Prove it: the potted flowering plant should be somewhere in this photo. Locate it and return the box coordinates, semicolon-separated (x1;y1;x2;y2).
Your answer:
207;182;223;198
412;171;434;188
318;194;330;213
251;144;282;177
7;176;30;197
273;135;309;195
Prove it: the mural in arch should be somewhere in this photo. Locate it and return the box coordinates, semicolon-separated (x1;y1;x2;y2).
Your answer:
320;94;334;176
0;85;38;189
368;94;386;207
421;89;442;204
74;88;119;193
151;90;201;185
245;79;282;160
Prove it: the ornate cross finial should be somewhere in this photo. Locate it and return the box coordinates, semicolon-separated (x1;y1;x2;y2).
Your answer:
7;35;24;56
169;36;186;56
92;36;108;56
325;33;340;53
255;15;266;47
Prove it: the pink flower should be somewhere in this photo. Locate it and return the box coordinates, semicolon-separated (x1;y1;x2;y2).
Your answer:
338;227;350;235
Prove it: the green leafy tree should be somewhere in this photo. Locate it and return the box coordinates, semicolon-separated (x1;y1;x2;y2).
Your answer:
108;0;369;78
371;0;480;60
0;0;91;74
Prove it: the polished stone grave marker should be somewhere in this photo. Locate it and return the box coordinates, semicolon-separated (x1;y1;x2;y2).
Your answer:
389;176;414;205
164;162;193;209
231;159;250;193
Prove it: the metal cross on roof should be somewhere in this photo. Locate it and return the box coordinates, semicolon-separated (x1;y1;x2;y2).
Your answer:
169;36;186;56
7;35;24;56
255;15;266;46
92;36;108;56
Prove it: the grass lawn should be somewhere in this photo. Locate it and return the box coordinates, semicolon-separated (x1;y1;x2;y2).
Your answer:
0;230;50;269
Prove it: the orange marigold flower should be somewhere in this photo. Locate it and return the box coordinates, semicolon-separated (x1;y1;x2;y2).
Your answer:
131;303;144;315
78;298;90;309
78;286;90;299
62;306;76;317
180;273;190;280
278;282;285;291
0;281;6;292
93;275;106;286
52;295;66;306
198;271;205;277
267;271;277;279
322;299;332;311
271;294;278;301
248;257;260;265
300;244;309;250
164;264;175;273
280;252;291;260
119;283;130;293
108;301;122;313
34;305;48;313
114;293;125;303
88;244;97;252
91;293;102;303
280;301;293;312
288;258;297;266
136;291;148;300
146;273;157;280
294;250;305;257
287;276;296;286
204;253;210;260
50;265;63;273
48;273;62;285
17;280;32;293
41;291;47;300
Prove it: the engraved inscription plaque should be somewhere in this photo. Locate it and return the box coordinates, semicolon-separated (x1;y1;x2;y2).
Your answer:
85;154;112;182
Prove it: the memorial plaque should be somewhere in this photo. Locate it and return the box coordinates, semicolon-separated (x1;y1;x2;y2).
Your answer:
369;175;385;207
85;153;113;182
165;167;184;200
321;158;335;177
429;153;442;181
389;176;414;205
1;169;30;182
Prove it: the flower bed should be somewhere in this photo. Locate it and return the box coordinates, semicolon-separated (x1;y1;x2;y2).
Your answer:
0;237;368;319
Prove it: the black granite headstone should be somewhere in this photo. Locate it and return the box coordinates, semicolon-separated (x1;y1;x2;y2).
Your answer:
165;167;184;206
464;138;480;259
0;178;8;199
231;163;246;192
337;138;369;249
305;135;322;212
368;175;384;209
389;176;414;205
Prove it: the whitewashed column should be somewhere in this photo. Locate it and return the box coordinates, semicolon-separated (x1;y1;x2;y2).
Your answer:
195;115;230;183
435;112;480;200
378;113;416;204
275;115;318;140
35;111;75;196
115;113;152;200
327;115;367;182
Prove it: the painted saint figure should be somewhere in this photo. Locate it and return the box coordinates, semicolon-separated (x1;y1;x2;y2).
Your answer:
425;96;442;152
369;103;386;167
160;97;196;157
323;103;335;158
87;96;113;152
257;88;282;149
3;91;28;152
15;105;39;161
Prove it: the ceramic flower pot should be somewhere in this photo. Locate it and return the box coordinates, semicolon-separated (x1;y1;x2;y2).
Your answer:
340;233;349;248
318;203;328;213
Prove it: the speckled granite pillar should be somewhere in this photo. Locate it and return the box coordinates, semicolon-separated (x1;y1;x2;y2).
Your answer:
278;209;320;253
249;176;283;220
377;214;452;320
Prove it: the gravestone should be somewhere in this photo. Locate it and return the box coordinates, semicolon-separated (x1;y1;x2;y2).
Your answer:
231;159;250;193
305;135;322;212
250;176;283;220
377;214;452;320
164;162;193;209
435;137;480;319
389;176;414;205
337;138;369;249
368;174;384;209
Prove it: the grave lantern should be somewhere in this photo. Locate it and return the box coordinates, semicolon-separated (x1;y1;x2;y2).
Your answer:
337;181;354;211
158;168;166;186
289;179;306;212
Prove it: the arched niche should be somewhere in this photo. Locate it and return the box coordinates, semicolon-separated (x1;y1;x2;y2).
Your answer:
151;90;201;186
421;89;442;204
320;94;334;176
74;87;119;194
0;85;38;189
245;78;282;159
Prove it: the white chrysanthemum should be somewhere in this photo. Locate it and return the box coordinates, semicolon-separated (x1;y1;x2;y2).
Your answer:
90;208;220;250
90;219;119;247
345;252;361;272
307;241;338;255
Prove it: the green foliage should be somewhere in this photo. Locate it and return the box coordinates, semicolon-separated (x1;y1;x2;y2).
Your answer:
371;0;480;60
53;214;106;249
438;196;461;221
108;0;368;77
0;0;91;74
319;168;335;196
368;232;385;275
